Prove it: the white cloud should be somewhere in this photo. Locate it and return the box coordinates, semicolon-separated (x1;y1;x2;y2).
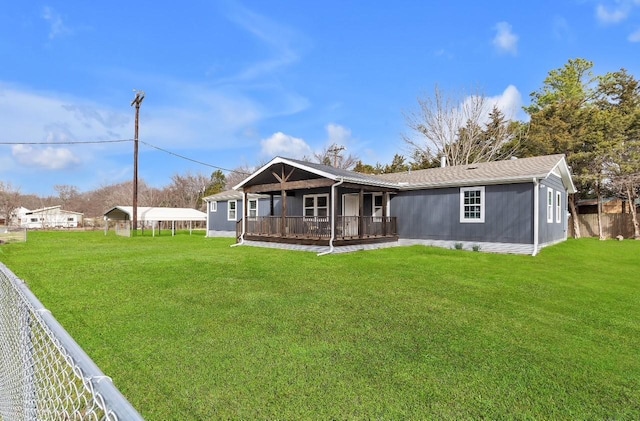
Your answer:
552;16;573;41
260;132;313;159
326;123;352;146
596;3;630;24
12;144;80;170
492;22;518;55
221;3;304;83
0;84;130;158
42;6;71;39
596;0;640;24
488;85;523;121
628;28;640;41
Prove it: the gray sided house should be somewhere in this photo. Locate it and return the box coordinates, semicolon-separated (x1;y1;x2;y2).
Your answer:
226;154;575;255
203;190;271;237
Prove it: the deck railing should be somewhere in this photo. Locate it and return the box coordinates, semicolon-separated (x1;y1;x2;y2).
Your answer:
239;216;396;240
336;216;397;238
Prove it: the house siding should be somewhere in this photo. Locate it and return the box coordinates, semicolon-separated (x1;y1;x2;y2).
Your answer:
207;198;272;235
392;183;534;244
538;174;568;245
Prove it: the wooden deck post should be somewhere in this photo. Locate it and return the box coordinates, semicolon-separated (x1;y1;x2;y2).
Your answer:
359;188;364;238
382;192;389;236
244;190;248;235
281;190;287;236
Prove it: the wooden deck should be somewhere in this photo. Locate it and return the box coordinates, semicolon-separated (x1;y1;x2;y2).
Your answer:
237;216;398;246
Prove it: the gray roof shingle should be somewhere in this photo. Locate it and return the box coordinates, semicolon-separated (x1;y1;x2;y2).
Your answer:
376;154;570;189
235;154;575;193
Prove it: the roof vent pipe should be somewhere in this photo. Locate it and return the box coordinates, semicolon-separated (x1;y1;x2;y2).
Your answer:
441;156;447;168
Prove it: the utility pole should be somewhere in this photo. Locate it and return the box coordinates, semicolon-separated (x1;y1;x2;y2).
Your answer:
131;90;145;235
327;143;345;168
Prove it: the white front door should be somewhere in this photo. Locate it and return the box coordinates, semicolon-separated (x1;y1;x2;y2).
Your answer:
342;194;359;237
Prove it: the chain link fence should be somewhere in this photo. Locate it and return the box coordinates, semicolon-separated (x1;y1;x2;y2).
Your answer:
0;262;144;420
0;228;27;244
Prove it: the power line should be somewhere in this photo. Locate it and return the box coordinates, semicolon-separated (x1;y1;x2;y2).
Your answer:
139;140;251;175
0;138;252;176
0;139;132;145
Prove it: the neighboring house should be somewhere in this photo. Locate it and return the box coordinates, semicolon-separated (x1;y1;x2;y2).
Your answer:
20;206;84;229
10;207;30;227
226;154;575;255
576;197;640;214
202;190;271;237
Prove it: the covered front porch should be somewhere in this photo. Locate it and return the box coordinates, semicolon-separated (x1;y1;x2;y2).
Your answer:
237;215;398;246
233;157;399;248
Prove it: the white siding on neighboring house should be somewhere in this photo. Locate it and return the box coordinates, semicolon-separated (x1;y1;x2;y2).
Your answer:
20;206;84;228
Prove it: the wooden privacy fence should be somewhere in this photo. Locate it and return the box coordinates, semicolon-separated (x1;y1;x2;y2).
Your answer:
569;214;637;239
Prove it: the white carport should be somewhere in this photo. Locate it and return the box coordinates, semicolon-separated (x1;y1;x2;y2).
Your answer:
103;206;207;237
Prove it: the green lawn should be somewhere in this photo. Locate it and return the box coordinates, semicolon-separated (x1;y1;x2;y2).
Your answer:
1;231;639;419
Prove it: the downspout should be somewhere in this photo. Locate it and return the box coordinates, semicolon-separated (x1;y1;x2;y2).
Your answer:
318;177;345;256
532;178;539;256
231;192;247;247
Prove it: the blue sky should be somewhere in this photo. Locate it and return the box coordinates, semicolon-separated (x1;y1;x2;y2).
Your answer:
1;1;639;196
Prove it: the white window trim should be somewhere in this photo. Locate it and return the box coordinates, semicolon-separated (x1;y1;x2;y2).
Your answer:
303;193;330;217
460;186;485;223
547;188;554;223
248;199;258;220
372;193;383;217
227;200;237;221
210;201;217;212
555;191;562;223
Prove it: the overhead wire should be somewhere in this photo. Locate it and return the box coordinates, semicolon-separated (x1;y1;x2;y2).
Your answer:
0;138;251;176
0;139;132;145
138;140;250;175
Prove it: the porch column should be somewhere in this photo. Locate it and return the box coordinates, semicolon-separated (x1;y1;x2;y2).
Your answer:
270;194;274;216
243;190;248;236
382;191;389;236
281;190;287;236
359;188;364;238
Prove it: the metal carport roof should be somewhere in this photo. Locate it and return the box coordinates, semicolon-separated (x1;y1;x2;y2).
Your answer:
103;206;206;222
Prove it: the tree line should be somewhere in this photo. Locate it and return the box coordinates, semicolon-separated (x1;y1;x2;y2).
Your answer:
355;58;640;239
1;58;638;238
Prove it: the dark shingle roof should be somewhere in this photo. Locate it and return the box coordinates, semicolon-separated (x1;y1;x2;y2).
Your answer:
376;154;572;189
234;154;575;193
283;157;398;187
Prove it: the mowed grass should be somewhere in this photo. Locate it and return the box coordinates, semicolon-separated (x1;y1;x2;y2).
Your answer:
1;231;639;419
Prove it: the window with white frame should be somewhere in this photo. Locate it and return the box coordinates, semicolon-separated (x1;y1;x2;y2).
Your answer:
556;191;562;223
227;200;237;221
248;199;258;219
303;194;329;217
547;188;554;223
373;194;383;217
210;201;217;212
460;186;485;223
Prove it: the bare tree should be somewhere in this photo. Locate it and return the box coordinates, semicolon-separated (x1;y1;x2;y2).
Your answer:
224;165;255;190
404;85;517;166
164;172;209;209
54;185;78;204
0;182;21;226
308;143;359;170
